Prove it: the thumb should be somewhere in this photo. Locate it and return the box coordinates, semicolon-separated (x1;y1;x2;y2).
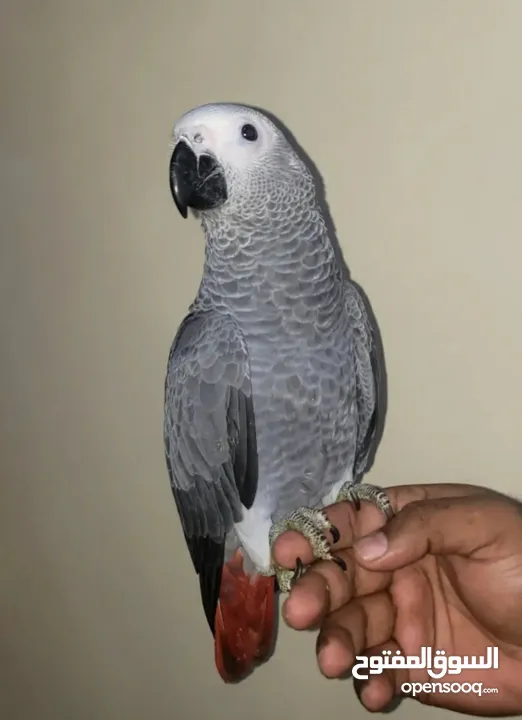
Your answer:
352;493;510;571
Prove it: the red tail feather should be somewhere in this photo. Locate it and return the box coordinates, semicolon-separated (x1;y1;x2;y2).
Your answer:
214;550;276;683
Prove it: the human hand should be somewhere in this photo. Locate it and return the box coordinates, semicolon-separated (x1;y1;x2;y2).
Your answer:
272;483;522;716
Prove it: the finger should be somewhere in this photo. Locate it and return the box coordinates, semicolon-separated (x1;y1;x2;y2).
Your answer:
390;565;435;652
353;490;509;571
282;550;392;630
272;530;316;569
283;549;392;630
354;641;408;712
282;554;355;630
272;482;486;568
316;591;395;678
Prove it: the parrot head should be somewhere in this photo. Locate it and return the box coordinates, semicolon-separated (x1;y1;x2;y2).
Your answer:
169;103;311;220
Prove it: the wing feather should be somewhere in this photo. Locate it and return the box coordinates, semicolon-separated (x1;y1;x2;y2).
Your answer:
345;283;384;476
164;309;257;631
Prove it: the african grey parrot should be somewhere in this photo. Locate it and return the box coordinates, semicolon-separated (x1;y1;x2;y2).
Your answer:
164;103;393;683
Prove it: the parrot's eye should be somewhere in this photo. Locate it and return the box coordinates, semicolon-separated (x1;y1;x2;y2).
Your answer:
241;123;258;142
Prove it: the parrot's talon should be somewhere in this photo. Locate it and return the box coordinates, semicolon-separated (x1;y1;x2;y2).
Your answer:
337;482;395;521
332;555;347;572
291;557;305;586
269;506;339;593
330;524;340;544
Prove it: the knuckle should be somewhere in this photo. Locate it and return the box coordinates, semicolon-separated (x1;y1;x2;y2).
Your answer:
397;500;431;528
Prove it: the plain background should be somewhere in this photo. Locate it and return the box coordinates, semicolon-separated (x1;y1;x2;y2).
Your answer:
2;1;522;718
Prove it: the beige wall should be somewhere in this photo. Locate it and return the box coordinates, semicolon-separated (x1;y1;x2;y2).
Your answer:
2;1;522;718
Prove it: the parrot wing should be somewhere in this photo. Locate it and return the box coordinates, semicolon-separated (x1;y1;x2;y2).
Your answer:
163;308;258;632
346;282;383;476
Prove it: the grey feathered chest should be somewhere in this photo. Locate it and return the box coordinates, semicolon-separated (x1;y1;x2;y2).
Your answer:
191;218;361;519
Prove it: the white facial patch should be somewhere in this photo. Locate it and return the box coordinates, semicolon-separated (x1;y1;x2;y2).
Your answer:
173;103;278;172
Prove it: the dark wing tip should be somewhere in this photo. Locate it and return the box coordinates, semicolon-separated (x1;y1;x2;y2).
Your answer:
163;311;258;636
185;534;225;634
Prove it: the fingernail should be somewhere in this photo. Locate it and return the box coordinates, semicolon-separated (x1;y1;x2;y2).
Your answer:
354;531;388;560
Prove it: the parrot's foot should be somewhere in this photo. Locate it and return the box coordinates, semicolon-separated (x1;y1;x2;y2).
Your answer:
337;481;395;520
267;486;394;593
268;507;343;593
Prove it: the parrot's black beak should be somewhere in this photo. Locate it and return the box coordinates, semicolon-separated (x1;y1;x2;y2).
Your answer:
169;140;228;219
